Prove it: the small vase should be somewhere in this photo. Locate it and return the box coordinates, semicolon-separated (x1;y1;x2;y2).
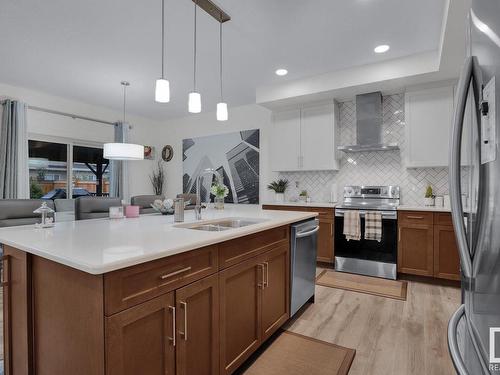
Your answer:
214;197;224;210
423;197;435;207
275;192;285;203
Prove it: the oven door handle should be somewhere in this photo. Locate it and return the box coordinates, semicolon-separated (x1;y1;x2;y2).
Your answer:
335;209;397;220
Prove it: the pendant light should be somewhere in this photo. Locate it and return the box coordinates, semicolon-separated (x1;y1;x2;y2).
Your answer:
155;0;170;103
104;82;144;161
188;0;201;113
216;19;228;121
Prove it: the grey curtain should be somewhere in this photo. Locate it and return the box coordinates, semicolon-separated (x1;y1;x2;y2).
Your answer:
0;100;28;199
109;122;130;202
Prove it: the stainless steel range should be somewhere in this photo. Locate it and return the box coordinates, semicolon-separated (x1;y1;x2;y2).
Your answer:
335;185;400;279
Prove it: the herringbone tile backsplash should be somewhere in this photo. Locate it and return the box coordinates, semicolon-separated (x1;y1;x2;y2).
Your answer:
279;94;468;206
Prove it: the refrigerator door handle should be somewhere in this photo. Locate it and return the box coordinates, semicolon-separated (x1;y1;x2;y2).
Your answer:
449;56;483;279
448;304;469;375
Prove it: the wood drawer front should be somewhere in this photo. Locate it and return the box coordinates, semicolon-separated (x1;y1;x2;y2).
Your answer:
262;205;308;212
262;205;331;221
104;246;218;315
218;226;289;270
398;211;433;225
310;208;333;221
435;212;453;226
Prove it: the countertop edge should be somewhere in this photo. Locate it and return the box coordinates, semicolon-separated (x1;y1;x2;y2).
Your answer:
0;212;318;275
262;202;337;208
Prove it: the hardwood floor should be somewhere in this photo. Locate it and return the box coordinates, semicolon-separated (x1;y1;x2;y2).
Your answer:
284;270;460;375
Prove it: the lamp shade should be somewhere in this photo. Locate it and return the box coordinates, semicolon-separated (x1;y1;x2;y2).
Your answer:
155;78;170;103
188;92;201;113
216;102;228;121
104;143;144;160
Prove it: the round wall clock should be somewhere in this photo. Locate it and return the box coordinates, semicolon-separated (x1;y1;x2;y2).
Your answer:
161;145;174;162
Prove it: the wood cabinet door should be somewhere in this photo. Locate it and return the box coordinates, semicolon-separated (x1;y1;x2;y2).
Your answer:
398;224;434;276
175;274;219;375
106;293;176;375
434;225;461;280
260;245;289;341
317;219;334;263
2;246;31;375
219;257;262;375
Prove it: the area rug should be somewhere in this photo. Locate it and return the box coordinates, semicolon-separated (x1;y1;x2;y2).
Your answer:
316;269;408;301
241;331;355;375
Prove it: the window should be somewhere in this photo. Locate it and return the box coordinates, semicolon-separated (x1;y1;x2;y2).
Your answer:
28;138;111;199
29;140;68;199
72;145;111;197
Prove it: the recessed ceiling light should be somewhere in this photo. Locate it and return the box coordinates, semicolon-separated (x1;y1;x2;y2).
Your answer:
374;45;390;54
275;68;288;76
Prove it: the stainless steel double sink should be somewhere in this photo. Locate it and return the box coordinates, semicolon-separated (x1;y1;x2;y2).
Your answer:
175;217;267;232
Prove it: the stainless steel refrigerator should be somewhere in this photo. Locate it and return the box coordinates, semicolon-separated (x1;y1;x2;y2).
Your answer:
448;1;500;374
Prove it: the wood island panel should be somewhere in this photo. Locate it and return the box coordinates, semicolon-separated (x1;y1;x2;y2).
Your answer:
2;225;292;375
31;256;105;375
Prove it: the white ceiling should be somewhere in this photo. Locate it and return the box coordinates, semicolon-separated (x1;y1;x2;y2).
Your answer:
0;0;446;120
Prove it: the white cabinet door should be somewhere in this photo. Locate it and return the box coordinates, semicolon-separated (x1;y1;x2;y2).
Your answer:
270;109;301;172
301;103;338;171
405;86;454;168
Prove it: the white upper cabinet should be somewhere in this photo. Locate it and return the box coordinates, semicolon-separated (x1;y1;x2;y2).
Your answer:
270;109;301;172
404;86;454;168
270;102;339;172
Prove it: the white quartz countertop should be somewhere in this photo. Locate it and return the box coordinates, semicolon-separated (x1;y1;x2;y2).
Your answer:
0;205;317;275
397;205;452;213
262;201;337;208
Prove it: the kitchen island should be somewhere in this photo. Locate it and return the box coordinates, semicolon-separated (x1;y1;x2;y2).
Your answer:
0;205;317;375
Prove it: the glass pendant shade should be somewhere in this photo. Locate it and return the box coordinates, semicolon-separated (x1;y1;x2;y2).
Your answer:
188;92;201;113
104;143;144;160
155;79;170;103
216;102;228;121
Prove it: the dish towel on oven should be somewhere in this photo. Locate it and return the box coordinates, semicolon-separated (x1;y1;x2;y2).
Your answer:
343;210;361;241
364;211;382;242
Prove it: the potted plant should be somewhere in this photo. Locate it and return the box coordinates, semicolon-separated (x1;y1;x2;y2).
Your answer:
299;190;308;202
150;160;165;196
210;182;229;210
424;185;435;206
267;179;289;202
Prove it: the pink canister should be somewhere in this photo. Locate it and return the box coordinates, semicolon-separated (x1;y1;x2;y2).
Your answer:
125;205;140;218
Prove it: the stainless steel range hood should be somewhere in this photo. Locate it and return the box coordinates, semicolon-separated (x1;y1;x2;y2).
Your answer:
337;92;399;152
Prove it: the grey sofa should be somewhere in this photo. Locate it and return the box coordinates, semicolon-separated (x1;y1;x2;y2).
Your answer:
131;195;163;214
0;199;55;227
75;197;122;220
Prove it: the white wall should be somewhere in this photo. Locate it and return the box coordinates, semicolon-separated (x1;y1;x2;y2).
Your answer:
160;104;277;203
0;82;164;198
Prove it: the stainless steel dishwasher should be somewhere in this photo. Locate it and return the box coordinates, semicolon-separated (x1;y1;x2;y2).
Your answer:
290;218;319;317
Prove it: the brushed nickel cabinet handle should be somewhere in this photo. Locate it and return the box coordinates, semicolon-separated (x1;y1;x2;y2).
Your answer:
407;215;424;220
258;263;265;289
398;228;401;242
160;266;192;280
264;262;269;288
1;255;9;287
168;306;176;346
180;301;188;341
